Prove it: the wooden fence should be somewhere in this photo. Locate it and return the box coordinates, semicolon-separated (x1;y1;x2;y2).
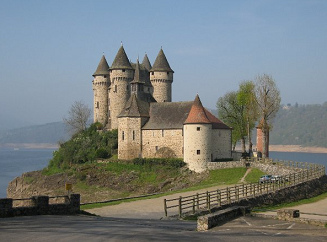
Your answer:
164;158;325;217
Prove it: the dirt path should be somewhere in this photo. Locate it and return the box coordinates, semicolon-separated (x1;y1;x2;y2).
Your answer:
240;168;252;183
86;184;229;219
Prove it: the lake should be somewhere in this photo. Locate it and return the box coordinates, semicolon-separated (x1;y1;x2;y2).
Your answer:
0;148;326;198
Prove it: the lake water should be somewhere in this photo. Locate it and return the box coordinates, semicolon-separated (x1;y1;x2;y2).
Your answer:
0;148;56;198
0;149;326;198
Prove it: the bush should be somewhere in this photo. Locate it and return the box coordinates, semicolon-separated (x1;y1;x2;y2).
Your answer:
47;125;118;172
132;158;186;168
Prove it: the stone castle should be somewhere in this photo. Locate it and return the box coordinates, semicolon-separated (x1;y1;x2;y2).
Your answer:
92;45;232;172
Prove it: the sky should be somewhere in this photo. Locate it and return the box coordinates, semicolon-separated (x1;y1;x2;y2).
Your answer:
1;0;327;128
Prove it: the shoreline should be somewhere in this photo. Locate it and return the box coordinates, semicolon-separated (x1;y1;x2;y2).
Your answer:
1;143;327;154
269;145;327;154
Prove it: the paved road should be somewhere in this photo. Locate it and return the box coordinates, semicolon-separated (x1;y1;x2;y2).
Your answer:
1;215;326;241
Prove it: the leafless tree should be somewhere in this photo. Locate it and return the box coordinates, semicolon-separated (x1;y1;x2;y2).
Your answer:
254;74;281;158
63;101;91;135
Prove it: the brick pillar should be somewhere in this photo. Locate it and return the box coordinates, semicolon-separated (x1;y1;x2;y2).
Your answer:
69;194;80;213
0;198;13;217
32;196;49;215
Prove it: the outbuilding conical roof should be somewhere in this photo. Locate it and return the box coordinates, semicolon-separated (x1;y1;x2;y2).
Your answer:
130;59;144;84
93;55;110;76
110;45;133;70
184;95;231;129
142;54;152;71
150;48;174;72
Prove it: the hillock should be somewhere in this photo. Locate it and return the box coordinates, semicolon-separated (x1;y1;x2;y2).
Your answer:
270;103;327;148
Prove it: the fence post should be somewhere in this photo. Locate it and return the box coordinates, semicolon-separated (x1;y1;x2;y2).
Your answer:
217;190;221;207
178;196;182;218
164;199;167;217
206;191;209;209
196;193;199;210
192;196;195;214
245;184;248;199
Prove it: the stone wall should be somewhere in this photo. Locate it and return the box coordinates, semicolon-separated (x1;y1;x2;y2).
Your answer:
109;69;134;129
150;71;173;102
93;75;109;126
211;129;232;159
0;194;80;217
142;129;183;158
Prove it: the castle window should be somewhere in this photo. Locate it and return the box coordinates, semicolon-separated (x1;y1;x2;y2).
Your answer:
127;85;129;91
115;85;117;92
197;127;200;131
151;72;154;75
162;130;164;137
197;150;200;155
156;146;159;151
104;75;107;78
133;130;135;140
167;72;169;75
96;102;99;109
122;69;125;72
122;131;125;141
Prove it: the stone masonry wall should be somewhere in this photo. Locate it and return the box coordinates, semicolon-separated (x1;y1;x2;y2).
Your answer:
109;69;134;129
150;71;173;102
211;129;232;159
183;124;212;173
141;129;183;158
118;117;142;160
93;75;109;126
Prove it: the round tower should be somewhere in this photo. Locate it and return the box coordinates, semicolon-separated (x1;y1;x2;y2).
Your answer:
109;45;134;129
150;48;174;102
92;55;110;126
183;95;212;172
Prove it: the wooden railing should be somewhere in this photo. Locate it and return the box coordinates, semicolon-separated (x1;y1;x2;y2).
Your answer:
164;159;325;217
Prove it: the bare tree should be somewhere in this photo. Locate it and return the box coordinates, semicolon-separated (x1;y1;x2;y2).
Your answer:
254;74;281;158
63;101;91;135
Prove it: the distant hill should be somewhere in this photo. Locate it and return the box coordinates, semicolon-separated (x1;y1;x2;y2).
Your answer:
270;103;327;148
0;122;69;144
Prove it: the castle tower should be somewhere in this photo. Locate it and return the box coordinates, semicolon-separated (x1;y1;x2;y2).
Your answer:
109;45;134;129
130;59;145;99
117;94;150;160
183;95;212;172
150;48;174;102
142;54;154;95
92;55;110;126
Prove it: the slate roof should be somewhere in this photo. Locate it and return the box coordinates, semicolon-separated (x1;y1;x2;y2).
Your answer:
142;54;152;71
93;55;110;76
150;48;174;73
184;95;231;129
142;101;193;130
130;60;144;84
110;46;133;70
118;94;150;118
131;62;152;87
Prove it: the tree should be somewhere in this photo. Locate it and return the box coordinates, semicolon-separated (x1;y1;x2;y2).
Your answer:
254;74;281;158
237;81;258;153
63;101;91;135
217;91;247;151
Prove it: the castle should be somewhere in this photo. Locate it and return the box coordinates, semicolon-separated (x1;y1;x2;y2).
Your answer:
92;45;232;172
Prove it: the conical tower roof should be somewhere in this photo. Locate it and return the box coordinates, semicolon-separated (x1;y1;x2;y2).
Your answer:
142;53;152;71
184;95;211;124
131;59;145;84
93;55;110;76
184;95;231;129
110;45;133;70
150;48;174;72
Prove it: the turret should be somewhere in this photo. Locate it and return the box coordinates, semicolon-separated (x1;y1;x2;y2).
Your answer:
92;55;110;126
150;48;174;102
183;95;212;172
109;45;134;129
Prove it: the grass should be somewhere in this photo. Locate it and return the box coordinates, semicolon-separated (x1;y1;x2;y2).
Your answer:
244;168;265;183
199;167;247;186
254;192;327;211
